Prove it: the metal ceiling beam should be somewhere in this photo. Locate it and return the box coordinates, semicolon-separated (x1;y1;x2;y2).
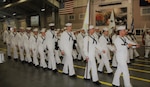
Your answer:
0;11;12;16
23;2;41;13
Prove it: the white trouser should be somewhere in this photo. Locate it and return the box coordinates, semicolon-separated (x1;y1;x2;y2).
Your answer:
112;61;132;87
72;49;77;59
48;49;57;70
112;53;117;67
77;47;86;60
12;46;18;59
32;50;39;66
95;50;101;64
98;52;113;73
133;49;139;57
55;50;61;64
7;44;11;56
25;47;32;63
145;47;149;58
19;47;24;61
39;50;47;68
63;52;75;76
129;48;133;59
84;58;98;82
127;51;130;63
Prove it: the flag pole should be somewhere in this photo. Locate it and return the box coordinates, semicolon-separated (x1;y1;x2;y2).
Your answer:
82;0;91;79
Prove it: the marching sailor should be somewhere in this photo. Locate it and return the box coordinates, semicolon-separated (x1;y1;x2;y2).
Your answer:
45;23;57;72
59;23;76;77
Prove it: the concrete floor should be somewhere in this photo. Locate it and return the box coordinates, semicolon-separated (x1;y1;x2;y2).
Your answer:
0;40;150;87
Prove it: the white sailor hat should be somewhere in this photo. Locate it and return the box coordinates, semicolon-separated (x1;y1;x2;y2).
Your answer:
13;26;17;29
33;28;38;32
65;23;72;27
95;27;99;29
20;27;24;30
89;25;94;30
41;28;46;32
49;23;55;26
103;27;109;31
26;27;31;30
64;27;66;30
116;26;126;31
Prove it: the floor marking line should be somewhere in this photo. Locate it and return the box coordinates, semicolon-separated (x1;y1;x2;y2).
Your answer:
74;65;150;83
58;69;112;86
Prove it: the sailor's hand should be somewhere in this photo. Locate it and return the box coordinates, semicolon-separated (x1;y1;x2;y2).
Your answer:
85;57;89;62
61;50;65;55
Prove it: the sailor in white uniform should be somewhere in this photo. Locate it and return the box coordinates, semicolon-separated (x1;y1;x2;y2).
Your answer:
18;27;25;62
83;25;105;85
77;29;86;60
30;28;39;67
59;23;76;77
23;27;32;64
37;28;47;69
98;27;113;74
45;23;57;72
112;26;139;87
5;27;12;58
144;29;150;58
10;27;19;60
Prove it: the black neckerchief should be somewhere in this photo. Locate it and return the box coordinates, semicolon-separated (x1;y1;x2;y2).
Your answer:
120;37;128;45
42;36;45;44
81;33;84;38
89;35;97;44
27;33;30;40
50;30;55;38
34;35;38;42
104;36;111;44
20;33;23;36
67;32;73;41
13;32;17;37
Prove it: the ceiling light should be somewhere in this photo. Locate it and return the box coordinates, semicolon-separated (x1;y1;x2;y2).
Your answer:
4;4;12;8
3;16;6;18
3;0;6;2
41;8;45;11
17;0;27;3
13;13;16;16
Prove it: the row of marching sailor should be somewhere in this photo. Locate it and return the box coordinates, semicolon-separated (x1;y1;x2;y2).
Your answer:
2;24;62;71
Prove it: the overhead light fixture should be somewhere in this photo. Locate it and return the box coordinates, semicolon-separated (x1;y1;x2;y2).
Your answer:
3;0;6;2
13;13;16;16
3;0;27;8
4;4;12;8
17;0;27;3
41;8;45;11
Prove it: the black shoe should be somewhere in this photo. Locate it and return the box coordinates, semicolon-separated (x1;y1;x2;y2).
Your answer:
112;66;117;68
93;81;101;85
70;74;76;77
107;72;113;75
112;84;119;87
53;69;58;72
127;63;131;65
62;73;68;75
43;68;48;71
28;62;33;66
98;71;103;73
47;68;52;70
35;65;40;68
14;58;18;61
84;78;90;80
135;56;140;58
8;56;11;59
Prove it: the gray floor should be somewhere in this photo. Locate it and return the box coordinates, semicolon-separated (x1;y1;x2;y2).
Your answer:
0;40;150;87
